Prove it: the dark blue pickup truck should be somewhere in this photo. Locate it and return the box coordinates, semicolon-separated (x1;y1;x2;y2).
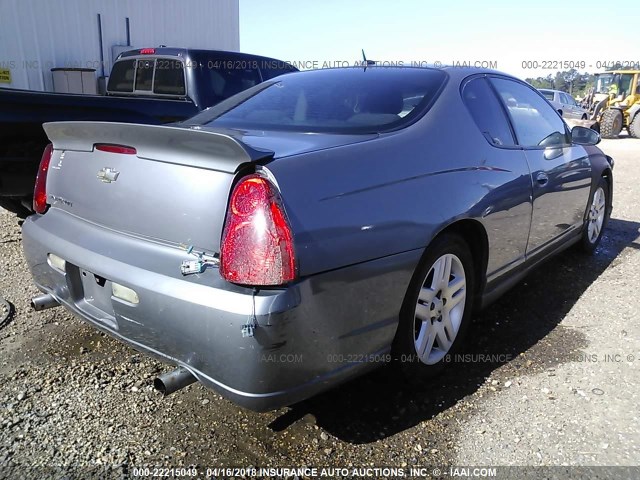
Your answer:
0;47;296;215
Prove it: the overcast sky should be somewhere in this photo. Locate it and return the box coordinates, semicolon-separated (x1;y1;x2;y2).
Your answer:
240;0;638;79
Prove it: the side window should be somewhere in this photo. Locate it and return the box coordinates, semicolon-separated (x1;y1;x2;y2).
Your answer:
540;90;555;101
462;77;515;147
135;59;154;91
107;59;135;92
619;74;633;97
567;95;577;106
559;92;569;104
490;78;568;148
218;67;260;99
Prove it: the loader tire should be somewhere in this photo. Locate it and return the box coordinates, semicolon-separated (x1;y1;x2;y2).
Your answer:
629;112;640;139
600;109;623;138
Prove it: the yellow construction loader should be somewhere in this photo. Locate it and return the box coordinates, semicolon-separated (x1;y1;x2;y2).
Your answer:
581;70;640;138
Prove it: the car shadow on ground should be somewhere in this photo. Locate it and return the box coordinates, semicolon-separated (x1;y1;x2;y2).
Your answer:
269;217;640;443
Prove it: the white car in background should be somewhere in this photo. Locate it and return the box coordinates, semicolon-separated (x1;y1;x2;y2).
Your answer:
538;88;589;120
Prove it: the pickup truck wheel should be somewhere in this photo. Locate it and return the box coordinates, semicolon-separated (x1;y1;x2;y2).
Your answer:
0;198;31;218
393;233;475;380
600;109;623;138
629;113;640;139
580;178;609;254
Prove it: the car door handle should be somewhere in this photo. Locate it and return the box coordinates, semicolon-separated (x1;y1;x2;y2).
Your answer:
536;172;549;186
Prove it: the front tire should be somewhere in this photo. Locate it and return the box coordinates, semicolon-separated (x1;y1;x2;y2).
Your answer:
600;109;623;138
580;178;609;253
393;234;475;378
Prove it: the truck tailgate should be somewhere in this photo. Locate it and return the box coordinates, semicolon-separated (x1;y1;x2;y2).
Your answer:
42;121;273;252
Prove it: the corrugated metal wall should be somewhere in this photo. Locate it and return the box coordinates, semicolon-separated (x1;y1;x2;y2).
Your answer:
0;0;239;91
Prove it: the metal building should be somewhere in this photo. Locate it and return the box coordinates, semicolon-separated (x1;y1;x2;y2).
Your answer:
0;0;239;92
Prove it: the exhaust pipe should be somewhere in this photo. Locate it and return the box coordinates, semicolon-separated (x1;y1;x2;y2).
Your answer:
31;293;60;311
154;367;197;395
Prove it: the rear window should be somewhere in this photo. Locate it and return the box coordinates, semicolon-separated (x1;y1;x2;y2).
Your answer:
108;59;135;92
135;59;154;91
154;59;186;95
107;58;185;96
260;60;298;80
188;68;447;134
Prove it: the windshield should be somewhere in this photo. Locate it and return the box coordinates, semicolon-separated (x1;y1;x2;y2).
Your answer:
186;68;447;134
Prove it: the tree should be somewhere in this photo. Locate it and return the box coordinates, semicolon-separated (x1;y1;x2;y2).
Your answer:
525;69;596;98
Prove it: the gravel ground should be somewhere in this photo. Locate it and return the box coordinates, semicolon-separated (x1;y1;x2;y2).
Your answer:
0;136;639;479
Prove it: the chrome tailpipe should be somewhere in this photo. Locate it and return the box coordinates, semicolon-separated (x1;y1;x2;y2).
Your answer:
153;367;197;395
31;293;60;311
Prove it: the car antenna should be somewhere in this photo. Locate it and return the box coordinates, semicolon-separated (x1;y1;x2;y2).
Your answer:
361;49;376;71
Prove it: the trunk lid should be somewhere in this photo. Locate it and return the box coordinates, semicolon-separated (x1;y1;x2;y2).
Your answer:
42;121;376;252
42;121;274;252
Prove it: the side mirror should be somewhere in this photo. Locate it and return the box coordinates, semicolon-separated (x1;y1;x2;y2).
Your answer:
571;126;600;145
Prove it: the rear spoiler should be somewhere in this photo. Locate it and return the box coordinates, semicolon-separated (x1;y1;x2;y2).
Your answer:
43;121;274;173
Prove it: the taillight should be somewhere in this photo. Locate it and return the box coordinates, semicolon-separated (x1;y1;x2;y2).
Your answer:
140;48;156;55
33;143;53;214
220;174;296;286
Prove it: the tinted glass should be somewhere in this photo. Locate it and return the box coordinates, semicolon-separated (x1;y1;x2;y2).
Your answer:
491;78;568;148
192;68;447;134
135;59;154;91
154;59;186;95
260;60;298;80
462;77;515;147
539;90;555;101
107;59;135;92
559;93;569;104
567;95;577;106
219;66;260;98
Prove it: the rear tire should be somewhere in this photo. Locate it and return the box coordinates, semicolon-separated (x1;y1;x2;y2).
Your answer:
580;177;609;253
629;113;640;139
393;233;475;380
600;109;623;138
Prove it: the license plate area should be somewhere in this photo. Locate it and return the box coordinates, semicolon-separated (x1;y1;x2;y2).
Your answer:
80;269;114;314
68;264;117;329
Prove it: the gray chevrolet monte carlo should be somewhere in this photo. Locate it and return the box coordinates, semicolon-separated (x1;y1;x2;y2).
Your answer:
23;66;613;411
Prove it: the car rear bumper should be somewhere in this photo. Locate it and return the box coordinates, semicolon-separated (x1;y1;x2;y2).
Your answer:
22;208;419;410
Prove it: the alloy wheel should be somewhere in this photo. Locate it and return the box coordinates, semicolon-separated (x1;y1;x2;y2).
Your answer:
588;186;606;243
413;253;467;365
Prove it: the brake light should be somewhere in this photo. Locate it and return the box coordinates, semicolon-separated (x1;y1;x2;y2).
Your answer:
95;144;137;155
140;48;155;55
33;143;53;214
220;174;296;286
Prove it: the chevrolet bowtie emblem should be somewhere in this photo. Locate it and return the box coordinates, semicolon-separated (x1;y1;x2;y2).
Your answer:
97;168;120;183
